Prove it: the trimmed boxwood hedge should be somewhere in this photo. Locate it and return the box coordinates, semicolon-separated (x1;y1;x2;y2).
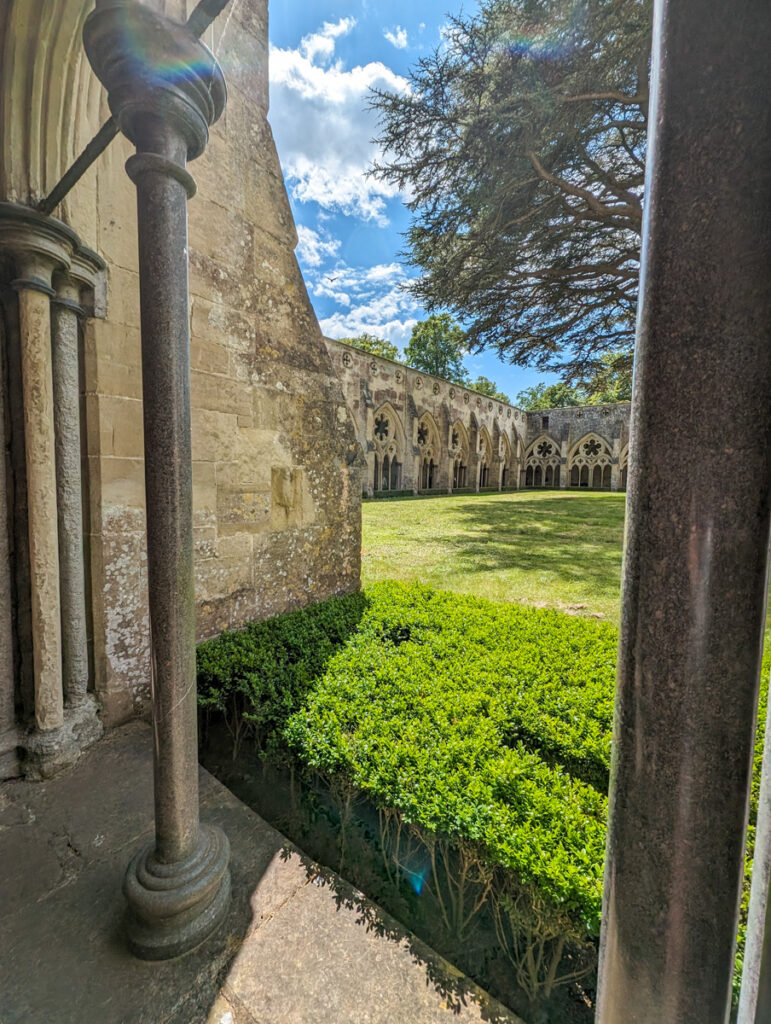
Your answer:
197;581;769;1011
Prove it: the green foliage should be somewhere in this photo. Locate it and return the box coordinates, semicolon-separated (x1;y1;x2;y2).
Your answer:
198;580;614;1007
197;591;367;756
338;332;400;361
581;350;633;404
371;0;651;379
198;579;770;1009
469;375;510;403
735;664;770;999
403;314;469;384
516;381;584;410
517;354;633;408
281;584;611;932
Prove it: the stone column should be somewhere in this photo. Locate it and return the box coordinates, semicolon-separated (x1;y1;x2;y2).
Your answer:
51;277;89;707
595;1;771;1022
559;439;569;488
609;439;621;492
0;204;102;778
84;0;230;960
0;303;17;778
13;258;65;734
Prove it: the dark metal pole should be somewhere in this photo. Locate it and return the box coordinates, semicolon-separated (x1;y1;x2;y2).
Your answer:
127;122;201;865
37;118;119;217
595;2;771;1022
84;0;229;960
38;0;230;218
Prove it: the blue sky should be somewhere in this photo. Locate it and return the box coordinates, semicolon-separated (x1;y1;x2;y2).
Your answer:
267;1;561;401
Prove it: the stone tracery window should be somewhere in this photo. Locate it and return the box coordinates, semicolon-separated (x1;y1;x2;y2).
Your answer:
450;421;469;490
478;429;493;488
374;414;389;442
500;433;514;489
372;404;403;494
417;414;440;489
524;434;561;489
342;352;352;367
568;433;613;490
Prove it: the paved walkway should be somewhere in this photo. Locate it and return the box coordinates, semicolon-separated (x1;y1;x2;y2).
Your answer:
0;721;523;1024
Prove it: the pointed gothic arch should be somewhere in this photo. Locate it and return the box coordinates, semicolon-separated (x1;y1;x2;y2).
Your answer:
478;426;493;489
619;442;630;491
523;434;561;488
371;401;405;493
568;432;613;489
417;411;441;490
450;419;470;490
499;431;513;489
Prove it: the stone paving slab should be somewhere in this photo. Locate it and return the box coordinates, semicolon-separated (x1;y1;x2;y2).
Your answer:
0;721;523;1024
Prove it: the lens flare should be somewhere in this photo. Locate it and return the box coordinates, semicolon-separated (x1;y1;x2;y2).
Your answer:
488;1;588;62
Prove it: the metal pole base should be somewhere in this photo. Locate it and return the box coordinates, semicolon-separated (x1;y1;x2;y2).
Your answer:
123;823;230;961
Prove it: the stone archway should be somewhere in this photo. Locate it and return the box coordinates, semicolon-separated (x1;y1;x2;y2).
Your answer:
568;433;613;490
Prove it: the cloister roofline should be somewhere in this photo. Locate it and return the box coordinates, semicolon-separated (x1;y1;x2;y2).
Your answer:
526;400;632;414
324;336;630;419
324;336;524;413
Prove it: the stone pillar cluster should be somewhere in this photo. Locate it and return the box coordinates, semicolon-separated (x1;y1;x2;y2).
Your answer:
0;203;104;780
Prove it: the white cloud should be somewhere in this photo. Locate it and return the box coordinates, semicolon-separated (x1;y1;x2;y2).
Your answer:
299;18;356;63
269;21;409;224
384;26;408;49
305;260;421;350
295;225;341;268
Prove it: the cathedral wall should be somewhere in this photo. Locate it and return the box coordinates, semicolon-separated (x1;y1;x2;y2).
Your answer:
0;0;363;731
325;337;631;496
325;338;529;495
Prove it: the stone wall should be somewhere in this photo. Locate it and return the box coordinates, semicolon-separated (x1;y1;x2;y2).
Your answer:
0;0;363;747
325;337;630;495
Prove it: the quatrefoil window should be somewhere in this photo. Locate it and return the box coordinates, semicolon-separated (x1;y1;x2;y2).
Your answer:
536;441;553;457
583;439;602;457
374;414;389;442
418;424;429;445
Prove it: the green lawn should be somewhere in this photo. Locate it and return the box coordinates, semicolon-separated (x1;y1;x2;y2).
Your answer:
362;490;626;622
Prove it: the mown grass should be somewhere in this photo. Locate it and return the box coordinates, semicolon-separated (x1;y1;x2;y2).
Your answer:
362;490;627;622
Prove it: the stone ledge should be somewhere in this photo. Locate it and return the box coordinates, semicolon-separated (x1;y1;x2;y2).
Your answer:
0;720;523;1024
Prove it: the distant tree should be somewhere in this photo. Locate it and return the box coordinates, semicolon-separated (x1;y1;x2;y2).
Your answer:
516;382;584;410
404;314;469;384
469;376;510;403
372;0;650;380
581;350;633;404
339;332;400;361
